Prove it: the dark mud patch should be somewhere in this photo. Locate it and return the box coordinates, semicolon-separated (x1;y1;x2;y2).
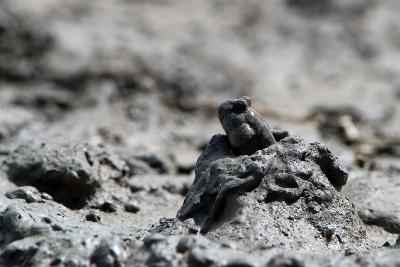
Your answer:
0;5;53;82
5;142;128;209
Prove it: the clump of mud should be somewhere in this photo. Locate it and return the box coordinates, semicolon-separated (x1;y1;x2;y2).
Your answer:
5;142;128;209
160;134;366;251
157;98;363;251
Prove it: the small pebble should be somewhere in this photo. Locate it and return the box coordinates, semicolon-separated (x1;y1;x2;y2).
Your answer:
5;186;42;203
100;202;117;213
124;203;140;213
86;212;101;222
143;234;166;247
188;227;199;234
52;224;64;231
345;248;354;256
130;184;145;193
42;216;52;224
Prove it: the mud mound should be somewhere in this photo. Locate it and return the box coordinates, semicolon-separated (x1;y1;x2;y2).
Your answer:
173;134;366;251
5;142;128;209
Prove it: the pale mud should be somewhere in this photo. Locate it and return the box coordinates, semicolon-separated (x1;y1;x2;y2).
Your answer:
0;0;400;266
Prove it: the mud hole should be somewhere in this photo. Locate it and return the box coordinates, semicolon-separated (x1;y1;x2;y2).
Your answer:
0;0;400;266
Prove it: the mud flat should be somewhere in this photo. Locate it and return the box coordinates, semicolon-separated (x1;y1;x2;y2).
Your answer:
1;0;400;266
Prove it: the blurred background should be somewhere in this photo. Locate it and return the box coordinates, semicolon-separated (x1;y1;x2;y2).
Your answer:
0;0;400;173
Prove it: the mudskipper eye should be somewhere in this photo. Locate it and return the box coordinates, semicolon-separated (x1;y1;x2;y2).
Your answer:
232;101;247;114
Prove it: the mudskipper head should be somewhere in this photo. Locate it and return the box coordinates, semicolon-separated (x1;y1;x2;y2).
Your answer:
217;96;251;124
217;96;256;153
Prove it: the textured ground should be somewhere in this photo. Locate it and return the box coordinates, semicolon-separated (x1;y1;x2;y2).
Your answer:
0;0;400;266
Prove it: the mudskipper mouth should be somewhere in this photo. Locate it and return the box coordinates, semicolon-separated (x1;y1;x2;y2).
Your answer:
228;124;255;146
